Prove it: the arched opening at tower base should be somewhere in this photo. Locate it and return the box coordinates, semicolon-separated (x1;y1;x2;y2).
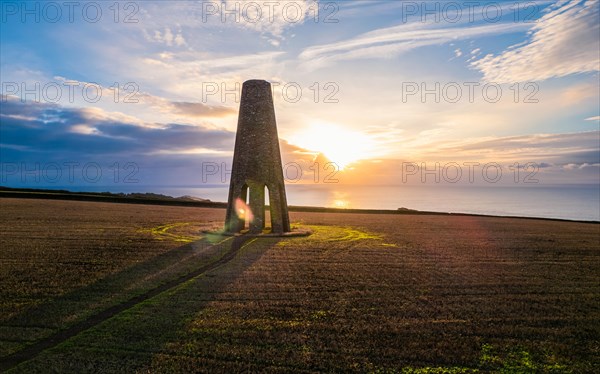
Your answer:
265;185;271;232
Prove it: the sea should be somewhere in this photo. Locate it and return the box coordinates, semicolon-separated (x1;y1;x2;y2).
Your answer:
30;184;600;222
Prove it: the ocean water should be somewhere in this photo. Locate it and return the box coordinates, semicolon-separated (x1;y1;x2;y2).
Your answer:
36;184;600;222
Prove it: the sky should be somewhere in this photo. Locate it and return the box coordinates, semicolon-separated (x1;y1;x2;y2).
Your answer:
1;0;599;192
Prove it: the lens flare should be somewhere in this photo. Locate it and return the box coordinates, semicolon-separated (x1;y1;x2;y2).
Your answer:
235;198;253;222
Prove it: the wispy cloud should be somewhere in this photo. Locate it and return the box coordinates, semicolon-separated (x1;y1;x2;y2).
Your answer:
472;0;600;83
139;93;236;118
197;0;317;38
436;131;600;163
299;22;529;70
131;51;286;102
333;130;600;185
170;101;235;117
143;27;187;47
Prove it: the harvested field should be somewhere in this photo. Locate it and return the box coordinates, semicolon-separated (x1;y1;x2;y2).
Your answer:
0;198;598;372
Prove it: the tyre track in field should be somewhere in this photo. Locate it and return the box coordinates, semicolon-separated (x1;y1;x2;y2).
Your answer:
0;235;252;372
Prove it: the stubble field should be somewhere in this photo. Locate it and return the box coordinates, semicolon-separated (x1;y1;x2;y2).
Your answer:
0;197;598;372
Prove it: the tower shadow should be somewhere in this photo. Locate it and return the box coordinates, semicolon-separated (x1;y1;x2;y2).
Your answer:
1;233;277;372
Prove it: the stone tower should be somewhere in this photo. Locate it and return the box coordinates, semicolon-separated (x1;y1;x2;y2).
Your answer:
224;79;291;234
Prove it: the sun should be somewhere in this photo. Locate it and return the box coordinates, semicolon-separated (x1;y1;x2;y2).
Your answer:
290;121;374;169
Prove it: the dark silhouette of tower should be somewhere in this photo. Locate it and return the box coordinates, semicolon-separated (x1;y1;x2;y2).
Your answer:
225;79;291;234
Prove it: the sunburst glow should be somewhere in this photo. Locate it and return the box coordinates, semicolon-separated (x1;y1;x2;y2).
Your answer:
290;122;374;169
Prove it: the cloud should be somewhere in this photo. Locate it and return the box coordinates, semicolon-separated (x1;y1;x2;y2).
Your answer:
297;0;551;70
585;116;600;121
198;0;317;38
129;51;285;104
329;130;600;185
299;21;529;70
2;96;598;187
139;93;237;118
234;0;317;37
0;96;325;186
563;162;600;170
145;27;187;47
0;95;234;157
435;131;600;163
472;0;600;83
558;81;599;106
170;101;236;117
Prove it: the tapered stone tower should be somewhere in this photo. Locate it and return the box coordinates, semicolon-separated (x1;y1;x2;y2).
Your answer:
224;79;291;234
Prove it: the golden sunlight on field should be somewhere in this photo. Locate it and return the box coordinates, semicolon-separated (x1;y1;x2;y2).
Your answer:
0;198;598;372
